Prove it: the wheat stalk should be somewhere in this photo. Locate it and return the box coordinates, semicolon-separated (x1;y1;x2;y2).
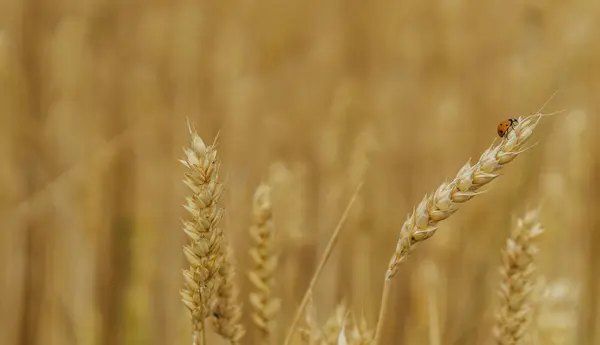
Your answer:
180;119;226;345
212;246;245;344
249;183;281;345
493;209;544;344
372;94;564;344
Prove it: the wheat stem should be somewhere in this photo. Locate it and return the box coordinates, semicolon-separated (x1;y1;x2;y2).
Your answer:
372;280;392;345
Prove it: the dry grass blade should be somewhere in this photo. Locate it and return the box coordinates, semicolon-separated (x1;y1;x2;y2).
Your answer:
283;181;364;345
372;97;560;345
180;120;227;345
249;183;281;345
493;209;544;344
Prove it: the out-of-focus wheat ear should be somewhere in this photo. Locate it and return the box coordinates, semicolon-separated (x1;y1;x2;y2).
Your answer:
248;183;281;345
534;278;579;345
372;104;555;345
323;303;349;344
180;121;226;345
348;313;374;345
492;209;544;345
298;301;366;345
337;314;350;345
211;245;245;344
298;293;322;345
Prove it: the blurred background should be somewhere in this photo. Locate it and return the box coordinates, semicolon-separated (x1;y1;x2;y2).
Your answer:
1;0;599;344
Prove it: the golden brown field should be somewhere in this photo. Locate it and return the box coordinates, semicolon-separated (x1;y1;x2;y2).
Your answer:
1;0;599;344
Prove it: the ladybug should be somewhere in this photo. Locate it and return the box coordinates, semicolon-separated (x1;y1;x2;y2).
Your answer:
497;118;518;138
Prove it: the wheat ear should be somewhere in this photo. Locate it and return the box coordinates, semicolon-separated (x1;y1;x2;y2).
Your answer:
299;293;321;345
348;313;374;345
493;209;544;344
299;302;348;345
212;246;245;344
299;303;373;345
534;278;578;345
180;119;226;345
372;104;558;344
249;183;281;345
323;303;350;344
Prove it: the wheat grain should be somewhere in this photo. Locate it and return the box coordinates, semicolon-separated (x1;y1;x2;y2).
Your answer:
493;209;544;345
249;183;281;345
180;120;226;345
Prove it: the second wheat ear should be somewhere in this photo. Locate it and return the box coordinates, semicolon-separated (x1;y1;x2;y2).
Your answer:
372;96;565;345
249;183;281;345
493;209;544;345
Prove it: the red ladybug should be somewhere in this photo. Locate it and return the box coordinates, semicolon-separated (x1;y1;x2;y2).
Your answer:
497;118;518;138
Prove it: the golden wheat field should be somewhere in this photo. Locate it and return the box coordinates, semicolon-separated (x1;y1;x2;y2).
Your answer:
1;0;600;344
